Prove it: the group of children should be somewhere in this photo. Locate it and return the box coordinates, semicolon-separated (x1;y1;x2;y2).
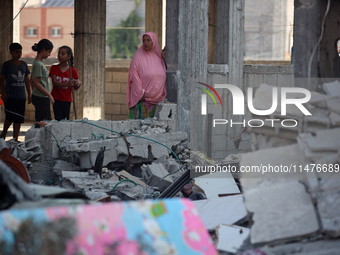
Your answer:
0;39;81;141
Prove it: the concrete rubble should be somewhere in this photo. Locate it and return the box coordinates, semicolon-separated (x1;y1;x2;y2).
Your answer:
1;82;340;254
224;82;340;254
0;103;193;203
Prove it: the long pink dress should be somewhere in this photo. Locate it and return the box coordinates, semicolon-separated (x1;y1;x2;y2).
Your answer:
126;32;167;118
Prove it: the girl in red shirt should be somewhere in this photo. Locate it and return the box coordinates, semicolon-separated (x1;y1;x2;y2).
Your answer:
49;46;81;120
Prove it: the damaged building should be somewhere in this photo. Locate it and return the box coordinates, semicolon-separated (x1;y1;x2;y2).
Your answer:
1;0;340;254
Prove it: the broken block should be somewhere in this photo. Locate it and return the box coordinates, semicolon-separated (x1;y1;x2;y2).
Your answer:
141;162;173;192
155;102;177;121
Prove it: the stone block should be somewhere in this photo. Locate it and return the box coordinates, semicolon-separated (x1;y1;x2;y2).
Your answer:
306;128;340;152
116;143;148;159
105;104;120;115
104;93;111;104
155;103;177;121
120;105;129;115
244;181;319;245
112;71;128;83
149;143;169;159
38;121;72;159
78;151;95;169
330;112;340;126
105;82;121;93
0;139;8;151
62;139;118;169
70;121;93;140
111;119;141;132
317;180;340;237
326;98;340;115
141;162;173;191
303;108;331;133
53;160;81;175
89;120;114;138
111;115;129;121
323;80;340;97
105;71;113;82
112;93;126;105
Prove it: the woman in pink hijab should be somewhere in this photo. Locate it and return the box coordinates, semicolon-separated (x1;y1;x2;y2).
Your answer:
126;32;167;119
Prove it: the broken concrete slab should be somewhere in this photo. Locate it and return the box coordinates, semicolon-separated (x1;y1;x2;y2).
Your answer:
194;171;240;198
309;91;338;108
24;119;185;169
329;111;340;126
60;139;118;169
193;195;247;230
316;188;340;238
0;139;8;151
141;162;173;192
155;102;177;121
61;170;145;200
240;144;307;179
314;176;340;238
216;224;250;253
322;80;340;98
61;171;100;180
52;160;81;175
108;170;148;187
243;181;319;245
306;128;340;152
252;84;309;117
260;239;340;255
326;98;340;115
303;108;331;133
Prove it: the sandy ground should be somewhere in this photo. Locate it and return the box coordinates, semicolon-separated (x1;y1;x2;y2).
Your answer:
0;122;35;142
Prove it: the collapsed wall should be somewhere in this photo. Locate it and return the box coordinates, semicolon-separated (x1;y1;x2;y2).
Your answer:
234;81;340;253
23;103;180;168
0;103;194;201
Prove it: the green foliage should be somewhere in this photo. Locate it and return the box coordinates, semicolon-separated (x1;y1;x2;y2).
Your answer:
106;10;142;59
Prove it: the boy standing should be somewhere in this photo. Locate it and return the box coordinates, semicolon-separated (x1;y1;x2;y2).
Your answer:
0;43;31;141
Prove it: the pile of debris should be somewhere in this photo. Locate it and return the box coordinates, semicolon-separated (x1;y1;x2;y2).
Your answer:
221;81;340;254
0;103;199;204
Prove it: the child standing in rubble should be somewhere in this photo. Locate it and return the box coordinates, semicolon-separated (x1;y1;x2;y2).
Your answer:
31;39;54;121
0;43;31;141
49;46;81;120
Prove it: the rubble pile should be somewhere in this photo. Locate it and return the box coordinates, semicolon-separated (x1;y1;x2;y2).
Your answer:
230;81;340;254
0;103;195;202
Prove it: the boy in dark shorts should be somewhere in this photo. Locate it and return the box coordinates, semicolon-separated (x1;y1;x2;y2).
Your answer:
0;43;31;141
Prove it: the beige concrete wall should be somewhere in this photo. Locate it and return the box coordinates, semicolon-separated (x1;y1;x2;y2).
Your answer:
104;67;130;121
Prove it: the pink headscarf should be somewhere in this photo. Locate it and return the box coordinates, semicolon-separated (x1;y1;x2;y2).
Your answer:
126;32;167;108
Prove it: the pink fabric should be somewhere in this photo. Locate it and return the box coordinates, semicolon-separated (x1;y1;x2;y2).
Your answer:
126;32;167;108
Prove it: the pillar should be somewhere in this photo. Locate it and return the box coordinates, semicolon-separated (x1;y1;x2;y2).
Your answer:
0;0;13;122
208;0;217;64
319;0;340;78
293;0;319;89
216;0;245;154
0;0;13;70
165;0;179;103
74;0;106;120
145;0;163;48
166;0;209;152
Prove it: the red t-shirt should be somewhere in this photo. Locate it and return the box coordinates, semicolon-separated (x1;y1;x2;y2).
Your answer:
49;64;79;102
